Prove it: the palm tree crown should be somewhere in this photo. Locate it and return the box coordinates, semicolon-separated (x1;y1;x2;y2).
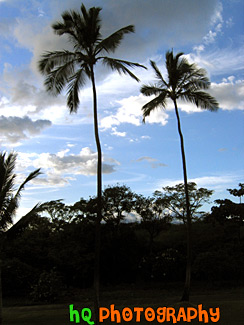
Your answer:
141;50;218;120
0;152;41;232
38;4;145;112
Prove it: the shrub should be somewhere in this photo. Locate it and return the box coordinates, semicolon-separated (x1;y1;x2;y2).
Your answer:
30;269;63;302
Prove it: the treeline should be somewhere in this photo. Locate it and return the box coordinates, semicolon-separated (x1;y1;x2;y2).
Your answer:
2;183;244;302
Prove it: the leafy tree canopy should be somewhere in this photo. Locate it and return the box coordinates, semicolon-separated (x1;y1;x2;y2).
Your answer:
153;182;213;223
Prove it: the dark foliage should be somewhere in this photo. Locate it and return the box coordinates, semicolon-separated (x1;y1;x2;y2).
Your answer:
3;183;244;301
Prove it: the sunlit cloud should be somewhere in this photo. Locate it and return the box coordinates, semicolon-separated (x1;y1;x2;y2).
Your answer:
100;94;169;129
210;78;244;110
16;147;120;188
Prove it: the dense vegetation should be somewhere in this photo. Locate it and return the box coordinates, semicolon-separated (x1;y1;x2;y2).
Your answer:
2;183;243;303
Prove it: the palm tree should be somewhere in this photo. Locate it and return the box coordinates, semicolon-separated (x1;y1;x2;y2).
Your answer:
0;151;41;325
38;4;145;320
140;50;219;301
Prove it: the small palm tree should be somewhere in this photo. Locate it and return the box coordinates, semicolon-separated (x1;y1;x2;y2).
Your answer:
38;3;145;320
0;151;41;325
141;50;219;301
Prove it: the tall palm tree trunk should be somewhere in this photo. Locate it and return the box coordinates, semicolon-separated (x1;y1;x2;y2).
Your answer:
173;99;192;302
90;66;102;322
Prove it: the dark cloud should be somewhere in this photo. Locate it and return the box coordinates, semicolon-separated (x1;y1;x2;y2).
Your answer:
48;0;219;60
1;64;66;114
26;0;220;81
0;115;51;144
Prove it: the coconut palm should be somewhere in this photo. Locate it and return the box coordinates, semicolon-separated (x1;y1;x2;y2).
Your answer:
38;4;145;320
0;151;41;324
141;50;219;301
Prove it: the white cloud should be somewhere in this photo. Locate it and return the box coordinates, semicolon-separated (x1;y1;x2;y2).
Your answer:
188;45;244;77
17;147;120;188
100;94;169;129
136;156;157;163
156;173;243;193
203;30;218;45
136;156;167;169
210;78;244;110
141;135;151;140
111;127;126;137
226;17;233;28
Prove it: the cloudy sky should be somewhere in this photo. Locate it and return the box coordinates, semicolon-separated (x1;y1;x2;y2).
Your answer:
0;0;243;217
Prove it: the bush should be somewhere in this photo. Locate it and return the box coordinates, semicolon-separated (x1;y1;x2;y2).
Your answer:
192;249;241;283
2;258;38;297
30;269;64;303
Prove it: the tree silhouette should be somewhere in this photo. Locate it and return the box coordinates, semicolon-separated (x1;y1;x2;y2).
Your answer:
38;3;145;319
103;184;136;227
0;152;41;325
227;183;244;204
141;50;218;301
154;182;213;224
134;194;171;254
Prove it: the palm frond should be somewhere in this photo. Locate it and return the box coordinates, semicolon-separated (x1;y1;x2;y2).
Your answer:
52;10;81;46
0;152;17;219
102;57;146;82
150;60;168;87
166;50;184;72
38;51;77;75
0;152;16;193
81;5;102;48
180;90;219;111
14;168;42;203
1;168;41;229
166;50;186;89
43;59;77;95
6;203;41;238
175;51;184;62
95;25;135;54
67;68;87;113
0;203;13;231
82;4;102;27
0;153;40;231
142;92;168;122
53;10;73;32
181;76;210;92
141;84;166;97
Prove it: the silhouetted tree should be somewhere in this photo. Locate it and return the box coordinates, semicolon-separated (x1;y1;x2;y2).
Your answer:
211;198;244;243
141;50;218;301
103;184;136;227
154;182;213;224
134;194;171;254
39;199;86;230
0;152;41;325
38;4;145;318
228;183;244;204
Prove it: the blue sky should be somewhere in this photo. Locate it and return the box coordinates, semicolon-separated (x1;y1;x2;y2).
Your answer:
0;0;243;218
